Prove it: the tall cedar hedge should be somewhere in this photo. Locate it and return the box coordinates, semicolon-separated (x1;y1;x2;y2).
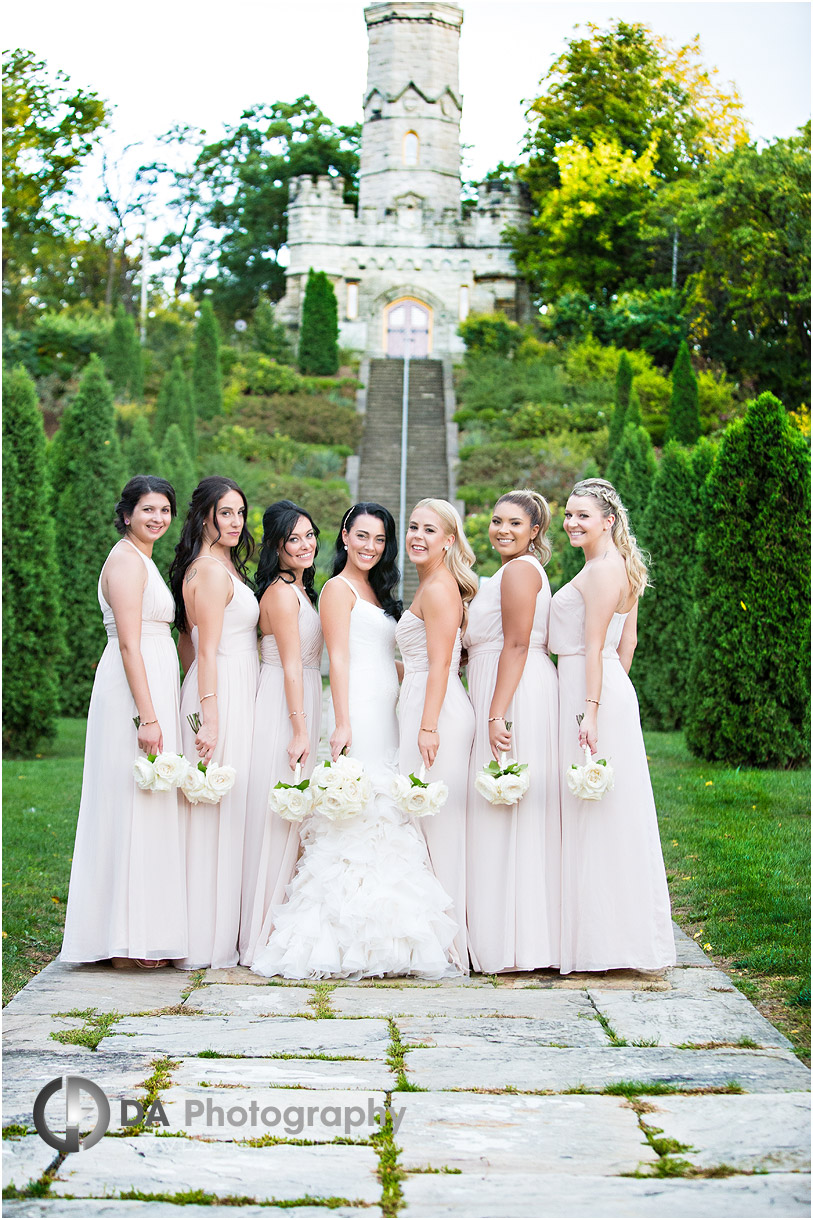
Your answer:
155;356;196;455
153;424;197;580
667;339;701;444
607;351;633;456
298;268;339;375
104;303;143;401
634;439;715;730
685;392;810;765
604;421;657;533
2;367;64;753
192;300;223;420
53;357;123;715
124;414;160;473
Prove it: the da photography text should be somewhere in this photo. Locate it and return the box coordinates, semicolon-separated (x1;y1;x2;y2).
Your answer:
34;1076;405;1151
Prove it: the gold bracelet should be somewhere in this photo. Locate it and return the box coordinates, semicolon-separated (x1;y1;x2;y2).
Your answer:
488;716;505;723
200;692;217;701
421;726;438;734
289;711;306;718
585;698;600;706
139;718;158;727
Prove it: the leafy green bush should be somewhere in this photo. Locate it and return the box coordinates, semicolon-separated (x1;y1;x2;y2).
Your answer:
3;310;112;380
667;340;701;444
686;393;810;766
228;394;362;448
458;312;523;356
604;422;658;531
507;400;607;438
193;299;223;419
207;424;300;470
458;429;604;512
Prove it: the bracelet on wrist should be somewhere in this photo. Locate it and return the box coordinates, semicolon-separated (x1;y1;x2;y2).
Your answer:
585;698;600;706
200;692;217;702
421;726;438;734
139;718;158;727
488;716;505;723
289;711;306;719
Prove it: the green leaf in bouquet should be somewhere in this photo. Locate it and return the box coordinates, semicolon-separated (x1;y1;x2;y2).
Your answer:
133;716;141;729
408;772;429;788
273;778;311;791
485;760;502;775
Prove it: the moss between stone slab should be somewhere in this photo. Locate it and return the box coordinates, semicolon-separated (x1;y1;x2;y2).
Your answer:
307;983;337;1019
50;1009;121;1050
2;1123;30;1138
196;1049;371;1062
239;1134;372;1148
589;1004;628;1046
675;1037;761;1050
386;1018;428;1092
180;968;208;1000
2;1159;63;1200
406;1165;462;1174
372;1099;405;1218
74;1190;373;1208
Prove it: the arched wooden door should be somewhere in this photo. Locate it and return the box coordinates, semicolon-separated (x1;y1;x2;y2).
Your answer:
385;298;431;357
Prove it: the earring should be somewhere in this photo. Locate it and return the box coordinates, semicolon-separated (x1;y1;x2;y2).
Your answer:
125;519;130;525
528;541;534;551
344;544;348;551
444;545;450;552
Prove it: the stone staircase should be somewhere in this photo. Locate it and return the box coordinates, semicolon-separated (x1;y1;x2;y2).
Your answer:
357;357;449;604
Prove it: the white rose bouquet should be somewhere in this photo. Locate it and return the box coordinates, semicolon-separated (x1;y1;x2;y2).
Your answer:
474;757;530;807
179;712;237;806
132;716;189;794
391;763;448;818
268;762;314;823
310;754;371;822
566;745;614;802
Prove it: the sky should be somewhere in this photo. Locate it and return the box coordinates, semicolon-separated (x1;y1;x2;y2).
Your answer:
4;0;810;229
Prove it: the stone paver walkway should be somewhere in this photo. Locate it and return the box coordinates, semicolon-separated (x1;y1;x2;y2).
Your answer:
2;925;809;1217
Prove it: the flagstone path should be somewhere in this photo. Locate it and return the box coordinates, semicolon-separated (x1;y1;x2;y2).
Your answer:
2;924;809;1218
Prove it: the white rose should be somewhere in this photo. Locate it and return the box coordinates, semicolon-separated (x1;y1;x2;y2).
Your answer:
272;786;312;822
391;775;412;803
406;787;432;817
204;764;237;801
133;757;156;791
426;781;448;813
319;789;350;821
497;771;529;804
153;752;189;789
181;763;209;805
337;777;363;806
474;771;499;802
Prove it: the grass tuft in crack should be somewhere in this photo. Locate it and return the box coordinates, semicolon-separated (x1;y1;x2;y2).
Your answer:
51;1009;120;1050
386;1018;427;1092
373;1095;405;1217
307;983;337;1019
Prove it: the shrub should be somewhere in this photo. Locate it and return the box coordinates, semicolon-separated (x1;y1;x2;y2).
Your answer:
104;304;143;401
193;299;223;420
298;269;339;376
604;422;657;532
458;430;604;512
458;312;522;356
667;340;701;444
608;351;633;456
249;297;296;364
124;413;160;474
634;440;715;730
4;310;112;380
507;400;607;438
52;357;123;715
2;366;64;753
155;357;196;455
685;392;810;766
153;424;197;579
229;394;363;449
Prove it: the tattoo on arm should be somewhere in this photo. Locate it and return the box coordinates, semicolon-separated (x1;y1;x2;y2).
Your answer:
184;566;197;585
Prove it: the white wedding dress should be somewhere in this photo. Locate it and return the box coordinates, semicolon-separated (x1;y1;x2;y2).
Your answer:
251;576;460;980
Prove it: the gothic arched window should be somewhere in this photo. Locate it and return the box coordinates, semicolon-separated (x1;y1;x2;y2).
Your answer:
403;131;419;167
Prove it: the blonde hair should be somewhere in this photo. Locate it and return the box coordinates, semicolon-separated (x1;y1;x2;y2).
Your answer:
412;498;478;624
495;489;552;565
569;478;651;598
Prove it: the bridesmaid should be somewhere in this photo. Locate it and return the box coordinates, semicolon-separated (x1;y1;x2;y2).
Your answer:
550;477;675;973
396;498;476;968
169;476;259;970
464;489;560;973
240;500;323;966
62;475;187;967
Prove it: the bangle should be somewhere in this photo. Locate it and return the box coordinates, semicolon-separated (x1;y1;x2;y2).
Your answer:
289;711;306;718
200;692;216;702
585;698;600;706
139;718;158;727
421;727;438;734
488;716;505;723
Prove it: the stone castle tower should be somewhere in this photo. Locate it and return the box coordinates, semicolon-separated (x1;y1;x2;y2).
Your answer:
275;1;530;357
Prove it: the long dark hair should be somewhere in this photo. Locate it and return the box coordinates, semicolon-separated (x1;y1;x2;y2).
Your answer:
169;476;254;632
115;474;176;535
255;500;319;606
333;502;402;620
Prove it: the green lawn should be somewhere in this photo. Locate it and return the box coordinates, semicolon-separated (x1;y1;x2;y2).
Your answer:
3;721;810;1063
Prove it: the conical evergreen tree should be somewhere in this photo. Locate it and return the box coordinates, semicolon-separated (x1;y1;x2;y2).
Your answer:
607;351;633;457
104;304;142;401
125;414;160;473
666;339;701;444
298;268;339;375
626;383;642;427
192;299;223;420
605;422;657;531
2;366;65;752
54;356;123;715
634;439;715;730
686;393;810;765
251;297;295;364
155;357;196;455
153;424;197;579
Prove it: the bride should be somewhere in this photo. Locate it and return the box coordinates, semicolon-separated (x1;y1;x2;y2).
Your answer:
251;502;460;980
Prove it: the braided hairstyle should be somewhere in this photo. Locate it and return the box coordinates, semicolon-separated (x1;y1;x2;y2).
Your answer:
570;478;650;598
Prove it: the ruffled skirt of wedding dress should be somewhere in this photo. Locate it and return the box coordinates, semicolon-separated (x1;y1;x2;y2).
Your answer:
250;794;461;981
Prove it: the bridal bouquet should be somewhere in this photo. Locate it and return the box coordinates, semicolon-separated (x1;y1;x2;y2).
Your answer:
311;754;371;822
268;762;314;823
180;713;238;806
566;744;614;802
133;752;188;793
474;757;530;806
391;763;448;818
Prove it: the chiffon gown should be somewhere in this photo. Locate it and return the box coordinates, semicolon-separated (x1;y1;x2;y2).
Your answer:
61;538;187;963
463;554;561;973
176;559;259;970
549;582;676;974
251;575;459;980
239;586;323;967
395;609;475;970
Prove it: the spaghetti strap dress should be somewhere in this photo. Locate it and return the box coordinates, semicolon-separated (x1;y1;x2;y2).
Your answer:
176;559;259;970
61;538;187;962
